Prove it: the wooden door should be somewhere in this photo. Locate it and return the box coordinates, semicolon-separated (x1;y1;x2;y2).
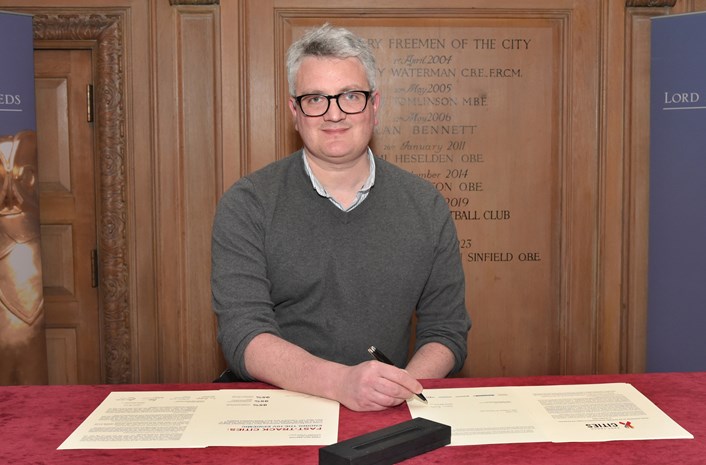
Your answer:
34;49;101;384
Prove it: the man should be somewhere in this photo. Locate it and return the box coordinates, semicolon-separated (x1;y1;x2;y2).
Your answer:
211;24;470;412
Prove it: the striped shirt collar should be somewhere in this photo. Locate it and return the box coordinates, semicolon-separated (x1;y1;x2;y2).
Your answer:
302;149;376;211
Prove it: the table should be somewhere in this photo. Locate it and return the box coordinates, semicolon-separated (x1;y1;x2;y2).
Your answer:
1;372;704;464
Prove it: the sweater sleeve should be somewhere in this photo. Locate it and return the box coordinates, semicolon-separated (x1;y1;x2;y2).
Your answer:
413;194;472;374
211;178;280;380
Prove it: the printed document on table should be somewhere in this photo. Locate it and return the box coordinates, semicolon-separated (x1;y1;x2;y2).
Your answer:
408;383;693;446
58;389;339;449
58;390;217;449
516;383;693;443
406;386;550;445
191;389;339;446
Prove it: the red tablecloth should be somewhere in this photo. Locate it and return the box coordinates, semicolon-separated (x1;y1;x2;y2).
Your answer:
1;372;704;464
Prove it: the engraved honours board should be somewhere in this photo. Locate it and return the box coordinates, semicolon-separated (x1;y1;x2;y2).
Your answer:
283;18;562;377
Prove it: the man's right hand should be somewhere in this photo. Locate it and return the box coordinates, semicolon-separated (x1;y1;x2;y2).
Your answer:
333;360;424;411
243;333;423;412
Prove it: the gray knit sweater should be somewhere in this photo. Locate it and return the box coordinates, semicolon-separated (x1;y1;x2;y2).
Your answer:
211;150;471;380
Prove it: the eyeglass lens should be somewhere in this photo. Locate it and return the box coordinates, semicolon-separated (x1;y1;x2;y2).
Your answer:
297;91;369;117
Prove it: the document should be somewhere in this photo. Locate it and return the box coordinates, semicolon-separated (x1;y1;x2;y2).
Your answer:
58;389;339;450
194;389;339;447
407;383;693;446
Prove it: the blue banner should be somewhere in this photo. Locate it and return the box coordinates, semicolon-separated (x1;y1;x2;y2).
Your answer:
0;11;47;384
648;12;706;372
0;12;36;133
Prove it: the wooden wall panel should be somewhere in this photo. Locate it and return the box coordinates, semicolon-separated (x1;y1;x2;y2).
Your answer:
595;0;624;375
176;7;222;381
0;0;694;385
155;1;223;383
39;225;74;293
45;328;78;384
625;8;658;376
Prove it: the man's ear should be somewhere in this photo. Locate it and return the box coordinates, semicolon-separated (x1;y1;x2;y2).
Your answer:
372;91;381;126
288;97;300;130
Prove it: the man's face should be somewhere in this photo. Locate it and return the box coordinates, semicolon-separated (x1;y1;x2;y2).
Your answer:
288;56;379;166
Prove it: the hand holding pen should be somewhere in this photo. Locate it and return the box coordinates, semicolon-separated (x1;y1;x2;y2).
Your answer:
368;346;428;404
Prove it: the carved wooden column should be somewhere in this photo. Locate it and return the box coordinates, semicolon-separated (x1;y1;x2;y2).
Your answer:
33;13;131;383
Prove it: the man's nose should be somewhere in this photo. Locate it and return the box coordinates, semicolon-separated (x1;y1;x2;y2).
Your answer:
323;99;346;121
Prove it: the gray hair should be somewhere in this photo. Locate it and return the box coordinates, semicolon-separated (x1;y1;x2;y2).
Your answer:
286;23;377;96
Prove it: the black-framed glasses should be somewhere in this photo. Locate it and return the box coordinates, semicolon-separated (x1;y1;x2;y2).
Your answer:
294;90;372;117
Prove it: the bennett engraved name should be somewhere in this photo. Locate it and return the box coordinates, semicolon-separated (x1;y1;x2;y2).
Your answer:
412;124;477;135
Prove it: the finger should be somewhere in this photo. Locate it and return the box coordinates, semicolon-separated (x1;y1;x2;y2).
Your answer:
370;372;420;403
376;365;424;397
366;385;407;408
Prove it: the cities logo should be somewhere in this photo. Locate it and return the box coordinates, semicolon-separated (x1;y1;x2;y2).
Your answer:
585;421;635;430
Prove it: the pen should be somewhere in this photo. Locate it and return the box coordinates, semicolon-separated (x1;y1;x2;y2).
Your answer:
367;346;428;404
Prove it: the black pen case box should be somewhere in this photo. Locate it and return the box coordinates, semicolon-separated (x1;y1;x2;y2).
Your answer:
319;417;451;465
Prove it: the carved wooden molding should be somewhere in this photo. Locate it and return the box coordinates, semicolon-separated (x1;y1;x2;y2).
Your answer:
33;13;131;384
169;0;220;5
626;0;676;7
